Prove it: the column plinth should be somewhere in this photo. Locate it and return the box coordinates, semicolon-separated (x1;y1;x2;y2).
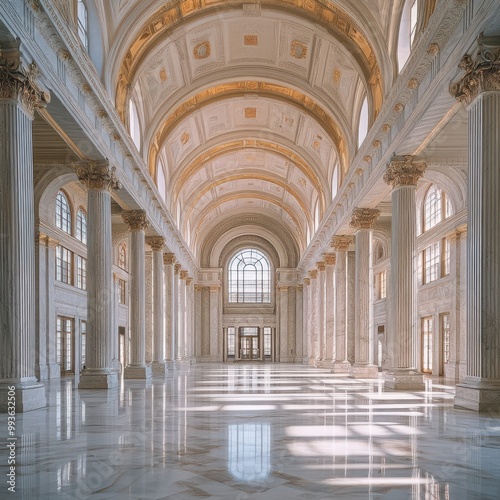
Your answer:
451;37;500;411
349;209;379;379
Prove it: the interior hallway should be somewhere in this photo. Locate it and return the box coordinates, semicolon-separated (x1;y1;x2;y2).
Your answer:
1;365;499;499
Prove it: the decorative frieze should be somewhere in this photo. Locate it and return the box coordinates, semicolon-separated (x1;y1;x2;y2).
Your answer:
122;211;149;231
384;155;427;188
450;35;500;105
0;49;50;115
74;159;121;191
349;208;380;230
146;236;165;252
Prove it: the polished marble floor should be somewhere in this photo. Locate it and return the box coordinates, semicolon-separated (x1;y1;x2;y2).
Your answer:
1;364;500;499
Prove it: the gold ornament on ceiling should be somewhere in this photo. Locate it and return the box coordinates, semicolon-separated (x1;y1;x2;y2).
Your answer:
244;107;257;118
244;35;258;46
193;41;211;60
181;131;190;144
291;40;308;59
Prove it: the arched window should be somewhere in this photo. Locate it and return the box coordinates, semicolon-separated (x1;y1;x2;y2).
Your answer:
128;98;141;150
423;185;453;232
228;249;271;304
358;96;369;148
118;243;127;269
398;0;418;71
157;158;167;202
76;208;87;244
331;162;339;200
77;0;89;49
55;190;72;234
314;200;320;231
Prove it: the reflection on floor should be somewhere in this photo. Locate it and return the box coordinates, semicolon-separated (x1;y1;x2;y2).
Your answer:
1;364;499;499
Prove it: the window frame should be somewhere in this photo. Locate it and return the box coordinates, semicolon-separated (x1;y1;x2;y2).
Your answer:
76;207;87;244
77;0;89;50
56;245;74;285
55;190;72;235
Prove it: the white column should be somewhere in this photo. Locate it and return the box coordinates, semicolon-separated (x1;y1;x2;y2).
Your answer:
324;254;336;367
178;270;188;366
295;284;303;363
144;251;153;364
316;262;326;364
147;237;167;375
308;269;319;365
163;253;176;369
76;160;120;389
35;234;60;380
349;208;380;379
195;285;202;362
122;211;151;379
186;277;193;362
173;264;181;367
347;251;356;366
451;39;500;411
331;236;354;373
209;286;220;362
279;286;289;362
383;156;426;389
302;278;310;364
0;54;48;411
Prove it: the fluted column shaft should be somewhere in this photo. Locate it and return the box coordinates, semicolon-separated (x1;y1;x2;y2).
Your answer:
295;285;303;362
76;160;120;389
302;279;310;363
148;238;166;374
316;263;326;362
164;254;176;366
308;270;319;364
331;236;353;372
0;56;48;410
178;271;187;361
349;209;379;379
209;286;220;361
324;255;336;366
383;156;426;389
123;211;151;379
173;264;180;365
451;39;500;410
279;286;289;362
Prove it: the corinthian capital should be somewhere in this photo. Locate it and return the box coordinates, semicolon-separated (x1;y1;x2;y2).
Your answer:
74;159;121;191
0;48;50;114
331;235;354;251
146;236;165;252
122;211;149;231
349;208;380;230
384;155;426;188
450;34;500;106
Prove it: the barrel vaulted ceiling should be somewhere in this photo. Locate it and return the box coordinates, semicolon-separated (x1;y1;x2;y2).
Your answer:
96;0;400;260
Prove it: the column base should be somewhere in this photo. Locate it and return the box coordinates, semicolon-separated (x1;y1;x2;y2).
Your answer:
317;359;333;368
332;361;351;373
349;363;379;379
36;364;49;381
165;361;176;370
384;369;424;390
124;365;152;379
151;361;167;376
79;369;119;389
0;379;46;412
454;380;500;412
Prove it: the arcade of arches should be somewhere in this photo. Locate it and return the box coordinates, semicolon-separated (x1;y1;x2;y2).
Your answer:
1;0;500;496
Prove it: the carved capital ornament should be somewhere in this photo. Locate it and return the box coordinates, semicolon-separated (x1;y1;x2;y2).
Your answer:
122;211;149;231
450;35;500;106
384;155;427;188
323;253;336;266
0;49;50;115
349;208;380;230
146;236;165;252
75;159;121;191
331;235;354;251
163;253;176;265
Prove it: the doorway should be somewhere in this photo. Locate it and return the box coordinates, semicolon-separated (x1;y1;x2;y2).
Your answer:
57;316;74;375
240;336;260;360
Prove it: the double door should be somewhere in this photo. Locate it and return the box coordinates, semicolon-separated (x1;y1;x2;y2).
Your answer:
240;336;260;360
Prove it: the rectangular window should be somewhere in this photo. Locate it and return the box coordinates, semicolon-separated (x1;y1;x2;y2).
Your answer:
442;238;451;277
441;313;450;364
76;256;87;290
264;327;272;357
376;271;387;299
422;316;433;373
423;242;440;284
227;327;236;357
56;316;74;373
119;279;126;304
81;320;86;369
56;246;73;284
